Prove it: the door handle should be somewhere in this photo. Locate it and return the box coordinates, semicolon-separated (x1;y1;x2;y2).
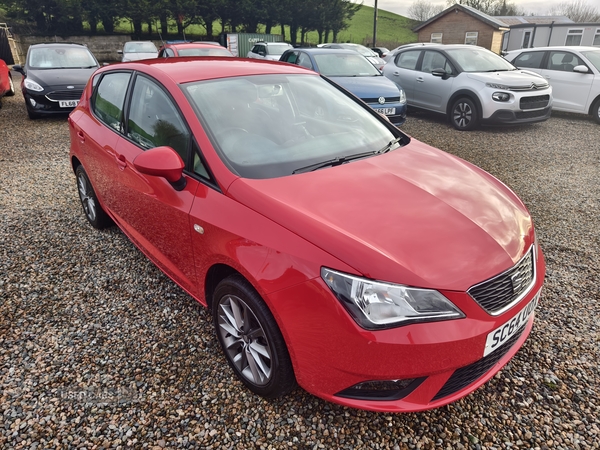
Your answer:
416;77;424;82
77;131;85;142
115;153;127;169
393;71;400;76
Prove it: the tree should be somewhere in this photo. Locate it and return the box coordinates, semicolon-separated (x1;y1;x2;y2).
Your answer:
408;0;444;22
547;0;600;22
445;0;524;16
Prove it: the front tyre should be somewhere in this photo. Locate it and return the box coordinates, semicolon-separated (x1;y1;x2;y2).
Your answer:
592;98;600;125
451;97;478;131
213;275;296;398
75;165;112;229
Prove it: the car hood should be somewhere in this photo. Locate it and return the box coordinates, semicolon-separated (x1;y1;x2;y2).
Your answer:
26;67;98;88
467;70;547;87
332;76;401;99
227;139;533;291
123;52;158;61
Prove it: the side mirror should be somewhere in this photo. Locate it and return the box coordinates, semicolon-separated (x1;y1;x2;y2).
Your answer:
133;146;187;191
12;64;25;75
431;68;448;78
573;65;589;74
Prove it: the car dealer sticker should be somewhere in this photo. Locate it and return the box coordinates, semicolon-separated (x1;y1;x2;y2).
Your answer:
483;291;540;357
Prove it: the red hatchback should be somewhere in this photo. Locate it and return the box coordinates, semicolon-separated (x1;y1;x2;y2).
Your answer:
0;58;15;105
68;58;545;412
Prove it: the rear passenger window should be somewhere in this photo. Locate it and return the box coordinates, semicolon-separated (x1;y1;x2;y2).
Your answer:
396;51;420;70
93;72;131;131
514;52;544;69
546;51;584;72
126;75;191;162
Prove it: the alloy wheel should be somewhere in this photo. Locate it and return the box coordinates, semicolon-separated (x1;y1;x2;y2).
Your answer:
77;172;97;222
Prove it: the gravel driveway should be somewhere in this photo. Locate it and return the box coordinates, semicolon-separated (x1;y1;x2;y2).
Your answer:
1;77;599;449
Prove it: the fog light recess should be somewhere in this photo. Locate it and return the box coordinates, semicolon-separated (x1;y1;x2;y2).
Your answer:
335;377;426;401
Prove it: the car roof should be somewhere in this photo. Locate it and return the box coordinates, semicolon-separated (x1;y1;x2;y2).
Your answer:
286;48;359;55
29;42;88;48
109;57;318;84
508;46;599;52
164;42;226;49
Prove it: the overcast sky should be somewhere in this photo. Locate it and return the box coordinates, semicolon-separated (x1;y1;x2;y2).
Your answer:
373;0;569;17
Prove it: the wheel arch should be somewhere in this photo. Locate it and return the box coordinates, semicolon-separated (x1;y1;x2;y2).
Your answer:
71;155;82;174
204;263;240;312
588;94;600;116
447;89;483;118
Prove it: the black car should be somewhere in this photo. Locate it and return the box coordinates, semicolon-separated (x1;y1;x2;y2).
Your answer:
13;43;99;119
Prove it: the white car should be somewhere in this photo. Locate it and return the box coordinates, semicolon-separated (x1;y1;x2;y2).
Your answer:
382;44;553;130
504;46;600;124
119;41;158;62
247;42;293;61
319;43;386;70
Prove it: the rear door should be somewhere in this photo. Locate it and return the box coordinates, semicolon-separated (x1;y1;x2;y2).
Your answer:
385;50;421;102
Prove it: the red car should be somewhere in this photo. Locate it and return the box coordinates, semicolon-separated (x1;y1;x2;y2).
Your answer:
158;41;234;58
68;58;545;412
0;58;15;106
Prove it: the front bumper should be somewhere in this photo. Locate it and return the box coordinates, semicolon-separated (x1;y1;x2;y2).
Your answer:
269;243;545;412
481;105;552;126
23;87;83;116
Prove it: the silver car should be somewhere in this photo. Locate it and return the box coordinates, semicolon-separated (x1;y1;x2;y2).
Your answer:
504;46;600;124
382;44;553;131
247;42;293;61
119;41;158;62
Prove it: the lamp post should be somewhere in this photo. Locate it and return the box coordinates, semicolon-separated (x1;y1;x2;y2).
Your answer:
372;0;378;47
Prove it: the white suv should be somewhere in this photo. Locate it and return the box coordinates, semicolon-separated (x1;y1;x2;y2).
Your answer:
504;46;600;124
247;42;293;61
382;44;553;130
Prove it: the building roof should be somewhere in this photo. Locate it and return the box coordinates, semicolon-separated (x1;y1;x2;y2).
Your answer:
494;16;574;26
414;3;509;32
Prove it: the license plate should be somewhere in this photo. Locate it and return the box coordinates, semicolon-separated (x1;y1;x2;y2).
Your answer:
59;100;79;108
483;291;540;357
374;107;395;115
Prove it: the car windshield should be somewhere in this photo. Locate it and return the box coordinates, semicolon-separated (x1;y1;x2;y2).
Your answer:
314;53;381;77
581;50;600;72
183;74;397;179
178;47;233;57
266;44;292;56
446;48;515;72
28;47;97;69
124;42;157;53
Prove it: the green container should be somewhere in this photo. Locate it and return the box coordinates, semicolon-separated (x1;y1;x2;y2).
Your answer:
224;33;283;57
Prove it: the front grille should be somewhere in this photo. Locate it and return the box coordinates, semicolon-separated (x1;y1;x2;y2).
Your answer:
362;96;400;104
468;247;534;315
46;90;83;101
510;82;549;92
515;109;548;119
520;95;550;110
432;324;526;401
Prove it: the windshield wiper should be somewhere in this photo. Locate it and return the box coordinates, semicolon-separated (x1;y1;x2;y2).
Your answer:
292;138;403;174
293;150;378;174
377;137;403;154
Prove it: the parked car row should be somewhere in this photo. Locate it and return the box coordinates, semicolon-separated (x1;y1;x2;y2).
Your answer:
11;39;598;128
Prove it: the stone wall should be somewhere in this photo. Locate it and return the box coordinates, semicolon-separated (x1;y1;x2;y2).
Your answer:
12;34;163;63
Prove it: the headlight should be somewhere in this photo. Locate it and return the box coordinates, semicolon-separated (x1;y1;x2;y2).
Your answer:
492;92;510;102
24;79;44;92
399;89;406;104
321;268;465;330
486;82;510;90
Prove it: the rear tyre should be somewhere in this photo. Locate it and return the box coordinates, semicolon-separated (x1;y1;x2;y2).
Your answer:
75;165;112;229
450;97;478;131
592;98;600;125
213;275;297;398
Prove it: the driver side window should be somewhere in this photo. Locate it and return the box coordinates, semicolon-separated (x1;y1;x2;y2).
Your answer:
126;75;191;162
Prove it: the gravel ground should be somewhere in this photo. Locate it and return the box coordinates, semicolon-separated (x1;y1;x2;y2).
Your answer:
1;76;599;449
